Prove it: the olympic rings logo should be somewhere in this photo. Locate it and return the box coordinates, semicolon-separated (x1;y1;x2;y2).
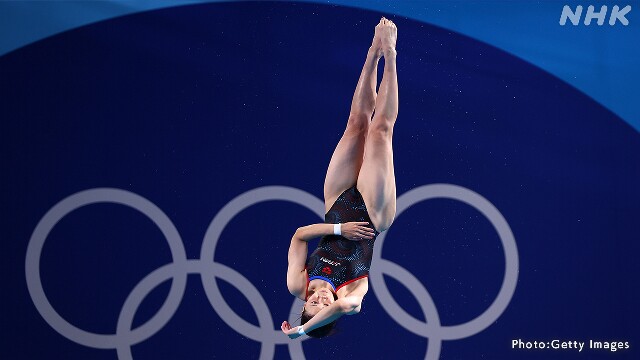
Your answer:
25;184;518;360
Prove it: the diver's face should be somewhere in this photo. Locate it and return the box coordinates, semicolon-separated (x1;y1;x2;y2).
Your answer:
304;288;335;316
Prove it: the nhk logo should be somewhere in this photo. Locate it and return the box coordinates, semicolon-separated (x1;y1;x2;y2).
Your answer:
560;5;631;25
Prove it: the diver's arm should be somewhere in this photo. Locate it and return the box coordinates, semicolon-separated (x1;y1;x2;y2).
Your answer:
280;297;362;339
306;296;363;327
286;230;309;299
296;222;375;242
294;223;334;241
287;225;332;298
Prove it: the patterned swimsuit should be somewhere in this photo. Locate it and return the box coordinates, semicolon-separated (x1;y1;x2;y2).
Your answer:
305;186;379;296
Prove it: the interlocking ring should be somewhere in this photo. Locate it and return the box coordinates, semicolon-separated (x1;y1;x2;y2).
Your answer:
25;184;518;360
369;184;519;359
25;189;188;352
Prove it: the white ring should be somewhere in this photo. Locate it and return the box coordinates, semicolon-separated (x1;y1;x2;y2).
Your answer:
25;188;188;349
370;183;518;359
199;186;325;359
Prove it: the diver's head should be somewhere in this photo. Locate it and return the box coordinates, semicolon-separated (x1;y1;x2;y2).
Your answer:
304;288;337;315
301;288;338;338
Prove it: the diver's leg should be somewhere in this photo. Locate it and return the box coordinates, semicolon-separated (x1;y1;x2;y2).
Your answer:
323;19;384;212
357;18;398;232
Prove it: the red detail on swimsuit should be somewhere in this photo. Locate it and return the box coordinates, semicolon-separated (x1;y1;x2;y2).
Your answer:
322;266;332;275
335;275;369;291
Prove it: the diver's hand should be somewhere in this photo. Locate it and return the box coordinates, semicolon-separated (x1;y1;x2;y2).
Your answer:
281;321;302;339
340;222;375;241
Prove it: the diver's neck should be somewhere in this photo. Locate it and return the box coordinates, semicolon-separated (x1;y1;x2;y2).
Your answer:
308;278;336;291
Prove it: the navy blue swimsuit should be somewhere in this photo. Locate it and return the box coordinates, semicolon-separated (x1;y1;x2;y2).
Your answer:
305;186;380;295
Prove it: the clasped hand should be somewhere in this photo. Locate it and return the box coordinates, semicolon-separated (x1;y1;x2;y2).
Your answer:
340;222;375;241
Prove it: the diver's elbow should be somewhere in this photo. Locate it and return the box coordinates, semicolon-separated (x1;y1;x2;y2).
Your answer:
340;297;362;315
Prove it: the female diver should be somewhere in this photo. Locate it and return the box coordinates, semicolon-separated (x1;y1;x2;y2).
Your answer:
281;17;398;339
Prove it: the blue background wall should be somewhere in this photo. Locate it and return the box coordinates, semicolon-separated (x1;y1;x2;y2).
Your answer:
1;1;638;359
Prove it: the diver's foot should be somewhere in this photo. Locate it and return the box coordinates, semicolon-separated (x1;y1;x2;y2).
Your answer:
378;17;397;56
370;18;385;59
